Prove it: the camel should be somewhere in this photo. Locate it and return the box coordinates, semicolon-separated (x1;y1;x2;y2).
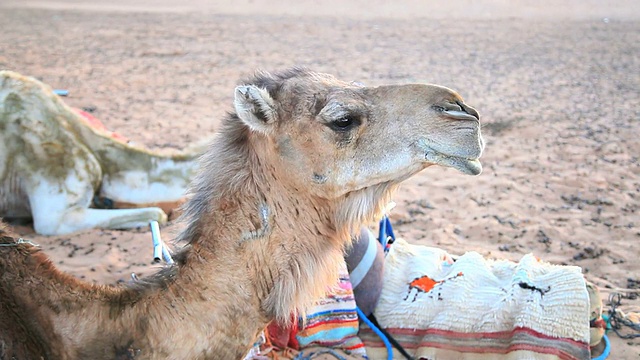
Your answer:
0;71;204;235
0;68;484;359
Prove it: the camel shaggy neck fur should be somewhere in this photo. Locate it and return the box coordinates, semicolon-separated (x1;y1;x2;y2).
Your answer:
0;68;484;359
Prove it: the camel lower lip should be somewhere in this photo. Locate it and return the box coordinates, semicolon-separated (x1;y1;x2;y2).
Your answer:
425;151;482;175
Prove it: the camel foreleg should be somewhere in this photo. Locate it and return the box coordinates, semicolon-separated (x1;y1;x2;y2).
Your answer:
28;175;167;235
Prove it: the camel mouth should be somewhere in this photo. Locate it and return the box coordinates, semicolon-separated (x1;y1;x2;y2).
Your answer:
424;149;482;175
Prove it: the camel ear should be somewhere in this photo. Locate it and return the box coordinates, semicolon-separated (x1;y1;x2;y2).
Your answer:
234;85;277;134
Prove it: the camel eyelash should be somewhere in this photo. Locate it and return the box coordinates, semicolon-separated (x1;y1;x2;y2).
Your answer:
328;115;361;132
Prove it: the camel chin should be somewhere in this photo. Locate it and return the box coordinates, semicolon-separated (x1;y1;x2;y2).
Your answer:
425;150;483;175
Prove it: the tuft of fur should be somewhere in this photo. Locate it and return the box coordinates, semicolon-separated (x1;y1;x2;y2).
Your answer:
1;221;22;245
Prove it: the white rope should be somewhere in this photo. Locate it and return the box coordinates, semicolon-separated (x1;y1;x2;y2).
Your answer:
0;238;40;247
150;221;174;264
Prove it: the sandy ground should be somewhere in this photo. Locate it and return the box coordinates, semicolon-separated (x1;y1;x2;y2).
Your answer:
1;0;639;358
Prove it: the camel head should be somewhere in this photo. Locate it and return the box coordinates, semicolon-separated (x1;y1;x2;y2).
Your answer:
233;68;484;225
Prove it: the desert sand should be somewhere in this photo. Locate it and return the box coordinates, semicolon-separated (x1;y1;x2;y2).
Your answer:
0;0;638;358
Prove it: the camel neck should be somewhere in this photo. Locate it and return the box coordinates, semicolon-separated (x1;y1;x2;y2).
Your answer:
117;123;347;357
177;124;347;312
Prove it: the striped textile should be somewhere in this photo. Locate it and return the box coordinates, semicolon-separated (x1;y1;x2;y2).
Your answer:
296;263;368;358
360;326;590;360
360;238;592;360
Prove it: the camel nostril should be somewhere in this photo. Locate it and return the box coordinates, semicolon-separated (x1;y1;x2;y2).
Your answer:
435;101;480;122
455;101;479;120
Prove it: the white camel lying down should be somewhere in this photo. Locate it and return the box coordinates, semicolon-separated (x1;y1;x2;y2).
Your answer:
0;71;204;235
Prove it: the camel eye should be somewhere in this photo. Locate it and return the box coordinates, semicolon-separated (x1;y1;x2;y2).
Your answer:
330;115;359;131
